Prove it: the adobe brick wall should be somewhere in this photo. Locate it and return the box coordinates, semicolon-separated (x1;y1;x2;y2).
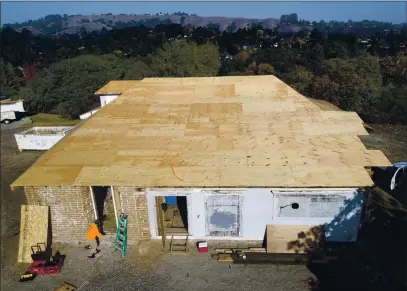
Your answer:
115;187;150;244
24;186;94;243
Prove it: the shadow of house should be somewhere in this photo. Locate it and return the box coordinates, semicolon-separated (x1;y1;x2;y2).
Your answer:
286;226;325;257
289;193;407;291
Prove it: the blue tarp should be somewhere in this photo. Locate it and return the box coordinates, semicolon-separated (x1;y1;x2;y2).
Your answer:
165;196;177;208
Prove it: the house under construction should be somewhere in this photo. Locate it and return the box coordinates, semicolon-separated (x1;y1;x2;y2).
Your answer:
11;75;391;253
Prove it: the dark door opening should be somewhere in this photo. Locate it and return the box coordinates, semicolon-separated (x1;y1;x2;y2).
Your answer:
159;196;188;235
92;186;116;233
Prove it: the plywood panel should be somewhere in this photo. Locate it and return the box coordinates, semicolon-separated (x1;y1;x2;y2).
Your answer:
266;224;324;254
95;80;140;94
11;76;391;188
18;205;49;263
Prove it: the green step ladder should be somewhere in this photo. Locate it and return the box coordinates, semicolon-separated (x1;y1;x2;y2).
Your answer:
114;213;128;257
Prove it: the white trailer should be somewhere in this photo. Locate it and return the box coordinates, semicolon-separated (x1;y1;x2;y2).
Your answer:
0;100;25;124
1;111;17;124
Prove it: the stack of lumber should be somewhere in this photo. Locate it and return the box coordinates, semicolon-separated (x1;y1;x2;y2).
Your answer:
211;246;336;265
233;253;311;265
212;247;266;262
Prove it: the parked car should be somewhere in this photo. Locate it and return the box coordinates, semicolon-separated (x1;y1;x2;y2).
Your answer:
390;162;407;191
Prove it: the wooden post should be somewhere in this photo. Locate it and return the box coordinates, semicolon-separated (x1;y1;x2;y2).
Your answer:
89;187;98;220
111;186;119;228
155;196;166;250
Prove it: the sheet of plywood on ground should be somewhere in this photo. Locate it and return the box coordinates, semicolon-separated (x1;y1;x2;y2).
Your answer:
11;75;392;188
18;205;49;263
266;224;324;254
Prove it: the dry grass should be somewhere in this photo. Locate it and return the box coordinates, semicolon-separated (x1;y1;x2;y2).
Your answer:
361;124;407;163
30;113;80;126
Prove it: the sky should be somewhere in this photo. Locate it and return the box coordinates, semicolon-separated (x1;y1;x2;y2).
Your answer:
1;1;406;25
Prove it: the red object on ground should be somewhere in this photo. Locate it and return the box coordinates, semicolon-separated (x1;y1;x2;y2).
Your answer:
27;243;65;276
28;259;63;276
198;241;208;252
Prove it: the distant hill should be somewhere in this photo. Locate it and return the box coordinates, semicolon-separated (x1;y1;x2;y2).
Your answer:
5;14;280;35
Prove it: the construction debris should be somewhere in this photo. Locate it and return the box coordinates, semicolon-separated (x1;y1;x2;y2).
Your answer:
20;245;65;282
217;254;234;262
55;282;77;291
211;245;336;265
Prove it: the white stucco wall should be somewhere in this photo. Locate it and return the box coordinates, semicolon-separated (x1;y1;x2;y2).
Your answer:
145;187;363;242
241;189;274;240
100;95;119;107
15;126;73;151
271;189;363;242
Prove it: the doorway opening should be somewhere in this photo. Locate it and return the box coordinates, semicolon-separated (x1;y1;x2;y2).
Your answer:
91;186;117;233
156;196;188;236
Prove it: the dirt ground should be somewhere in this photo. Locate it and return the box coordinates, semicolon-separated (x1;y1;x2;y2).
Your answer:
1;124;406;290
360;124;407;163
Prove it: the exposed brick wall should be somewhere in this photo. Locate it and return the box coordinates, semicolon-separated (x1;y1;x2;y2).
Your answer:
24;186;94;243
116;187;150;244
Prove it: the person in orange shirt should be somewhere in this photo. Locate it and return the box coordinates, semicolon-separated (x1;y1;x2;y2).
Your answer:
86;220;104;258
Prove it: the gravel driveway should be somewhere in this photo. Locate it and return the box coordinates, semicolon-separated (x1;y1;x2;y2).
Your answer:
0;117;32;131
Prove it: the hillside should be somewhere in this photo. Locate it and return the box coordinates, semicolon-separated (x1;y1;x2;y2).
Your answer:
7;14;280;35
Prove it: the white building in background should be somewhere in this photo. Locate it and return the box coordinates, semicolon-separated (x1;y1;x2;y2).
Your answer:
79;94;119;120
0;99;25;113
1;99;25;124
15;126;74;151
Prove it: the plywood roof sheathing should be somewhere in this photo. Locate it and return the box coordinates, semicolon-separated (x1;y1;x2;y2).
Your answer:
11;75;391;188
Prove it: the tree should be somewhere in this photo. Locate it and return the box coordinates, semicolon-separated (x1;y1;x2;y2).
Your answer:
310;75;340;105
151;40;220;77
325;41;349;59
380;56;407;86
235;51;250;62
123;60;154;80
283;66;314;94
310;28;323;43
306;43;325;69
280;13;298;24
256;63;276;75
24;55;127;118
373;85;407;123
267;47;298;74
317;56;382;112
0;59;19;98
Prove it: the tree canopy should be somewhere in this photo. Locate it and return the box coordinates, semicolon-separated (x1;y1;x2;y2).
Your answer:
22;41;221;118
151;41;220;77
0;58;20;98
23;55;127;118
2;21;406;124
